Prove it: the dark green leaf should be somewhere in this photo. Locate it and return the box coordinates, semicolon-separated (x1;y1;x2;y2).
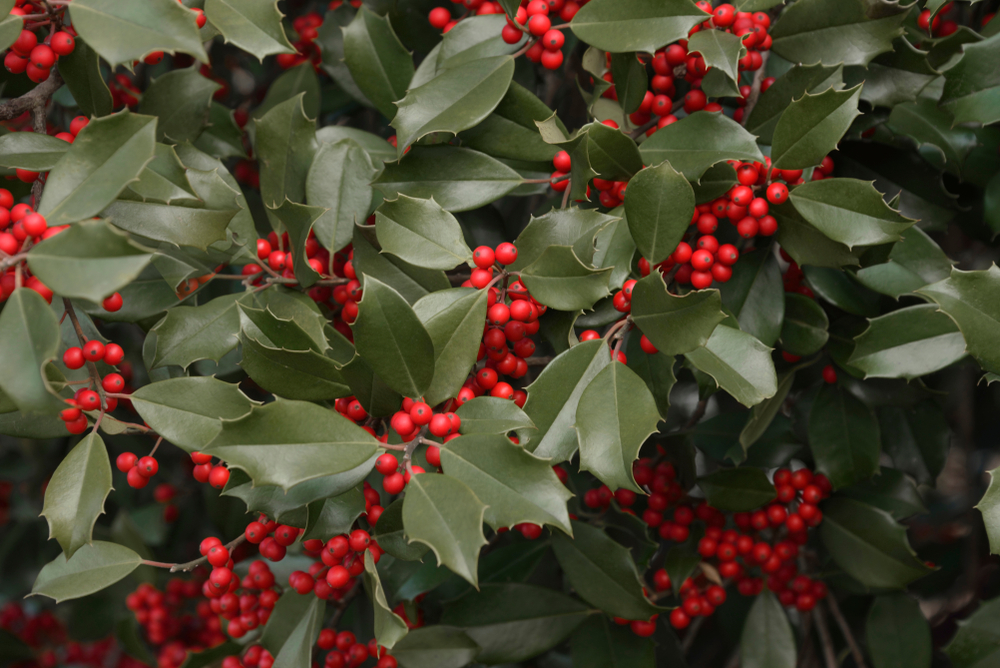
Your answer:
519;246;613;311
128;143;198;203
40;432;111;559
625;335;676;419
31;542;141;603
624;161;696;265
945;596;1000;668
302;488;367;540
917;266;1000;375
104;199;238;252
789;178;914;248
840;466;927;520
459;81;560;163
745;63;843;144
867;593;932;668
780;293;829;356
878;402;948;486
412;288;488;406
741;591;795;668
391;626;480;668
260;591;324;668
254;94;317;208
58;40;114;117
510;206;618;270
352;225;451;305
803;266;881;317
0;288;61;414
686;29;743;95
375;499;430;562
454;396;535;434
306;139;376;253
855;226;952;298
0;132;69;170
771;85;862;170
375;195;473;270
569;0;708;54
138;67;219;143
149;293;246;370
204;0;295;60
698;467;776;512
941;32;1000;126
571;615;654;668
887;98;977;177
977;467;1000;555
639;111;764;181
437;15;519;68
631;272;725;356
343;7;413;118
721;247;784;346
771;201;859;269
808;384;879;489
862;38;938;108
364;551;409;649
268;199;325;288
685;325;778;407
849;304;965;379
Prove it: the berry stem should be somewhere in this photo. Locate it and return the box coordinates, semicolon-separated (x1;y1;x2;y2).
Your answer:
141;532;248;573
63;298;108;410
149;436;163;457
679;614;706;652
826;596;867;668
560;180;571;209
512;38;540;58
812;602;838;668
329;579;363;629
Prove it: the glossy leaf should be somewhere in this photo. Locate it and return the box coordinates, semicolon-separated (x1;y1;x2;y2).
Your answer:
941;32;1000;126
887;99;977;177
375;195;473;270
413;288;489;406
138;67;219;144
390;626;480;668
0;289;61;414
739;370;796;451
569;0;708;54
639;111;764;181
879;403;949;487
788;178;914;248
745;63;844;144
808;383;880;489
771;85;862;170
149;293;246;370
685;325;777;407
741;591;795;668
306;139;377;253
720;247;784;346
625;334;676;419
820;497;932;588
268;199;325;288
630;272;725;356
31;542;141;603
855;226;953;298
351;225;451;305
343;8;413;119
850;304;965;379
363;552;409;649
686;29;743;93
261;592;324;668
571;615;654;668
918;266;1000;375
204;0;295;60
867;594;932;668
840;466;927;520
780;293;829;356
624;161;696;265
103;199;238;251
455;396;535;435
771;201;859;268
863;38;938;108
58;40;114;118
586;121;644;181
40;433;112;559
0;132;70;171
510;206;618;270
519;245;612;311
577;362;661;493
698;468;776;512
254;94;317;208
977;467;1000;555
459;81;561;162
401;473;487;587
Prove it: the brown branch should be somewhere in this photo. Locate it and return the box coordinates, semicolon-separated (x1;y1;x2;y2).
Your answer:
0;65;62;122
740;51;770;127
813;603;838;668
329;579;363;629
525;356;553;366
63;299;107;409
142;532;248;573
683;399;708;430
826;597;867;668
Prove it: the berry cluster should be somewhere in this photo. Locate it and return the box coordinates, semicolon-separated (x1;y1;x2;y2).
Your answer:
187;451;233;489
59;338;127;434
2;1;75;83
917;3;959;37
277;11;325;71
502;1;571;70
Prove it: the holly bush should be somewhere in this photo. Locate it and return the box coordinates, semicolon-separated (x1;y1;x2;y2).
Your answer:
1;0;1000;666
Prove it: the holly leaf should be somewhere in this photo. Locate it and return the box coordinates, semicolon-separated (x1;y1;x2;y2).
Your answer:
254;93;317;208
40;433;112;559
68;0;208;67
374;145;523;213
739;370;796;451
412;288;489;406
976;467;1000;555
375;195;473;270
521;340;611;462
374;499;430;562
862;38;938;109
0;288;61;414
342;7;413;119
440;433;573;533
440;584;592;663
149;293;246;370
0;132;70;171
569;0;708;54
509;206;618;271
879;402;949;487
771;85;862;170
771;201;859;269
268;199;325;288
808;384;880;489
390;626;480;668
720;247;784;347
436;14;519;68
917;265;1000;375
779;293;828;356
788;178;915;248
390;55;514;158
607;53;647;115
868;594;932;668
571;616;655;668
840;466;927;520
684;325;778;407
586;120;644;181
849;304;966;379
306;139;376;254
698;468;776;512
58;40;114;118
577;362;661;493
138;67;220;144
459;81;561;163
855;226;953;298
103;199;238;252
630;272;726;355
686;29;744;94
519;246;613;311
821;498;932;588
744;63;844;144
363;552;409;649
353;276;435;398
623;162;696;265
941;32;1000;126
31;542;141;603
552;521;660;620
455;396;535;434
639;111;764;181
887;99;977;178
261;592;324;668
402;473;487;587
204;0;294;60
741;591;795;668
351;225;450;305
131;377;257;451
40;111;157;226
127;143;198;203
768;0;909;67
625;335;676;419
302;488;367;540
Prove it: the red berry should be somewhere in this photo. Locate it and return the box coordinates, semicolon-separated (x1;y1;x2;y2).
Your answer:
50;31;75;56
822;365;837;384
102;373;125;393
70;117;89;136
29;45;55;70
63;346;85;370
495;242;517;265
209;465;230;489
542;29;564;50
473;245;495;269
766;182;789;204
83;340;105;362
428;7;451;28
376;453;397;475
78;390;100;412
116;452;138;473
102;292;124;312
137;456;159;478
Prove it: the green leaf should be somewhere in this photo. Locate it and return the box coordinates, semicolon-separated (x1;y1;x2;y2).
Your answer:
585;121;644;181
739;371;796;452
780;293;829;356
721;247;784;347
744;63;843;144
57;39;114;118
138;67;219;144
536;116;597;202
40;111;157;226
149;293;245;370
631;272;725;356
521;339;612;461
204;398;377;490
343;7;413;119
840;466;927;520
353;276;435;398
687;29;744;94
375;499;430;562
303;488;367;540
577;362;661;493
225;466;369;527
373;145;522;213
261;591;324;668
204;0;295;60
849;304;965;379
820;497;932;588
127;143;198;203
945;596;1000;668
867;593;932;668
255;62;321;120
0;132;69;171
352;225;450;305
179;643;243;668
771;85;862;170
977;467;1000;555
455;396;535;434
306;139;376;254
40;433;111;559
131;376;255;451
569;0;708;54
741;591;795;668
788;178;914;248
771;201;859;269
31;542;141;603
375;195;473;270
239;328;350;401
941;32;1000;126
254;93;317;208
402;473;487;586
441;433;573;533
803;266;881;317
685;325;778;407
662;545;700;596
268;199;325;288
625;336;676;420
878;402;949;486
698;467;776;512
68;0;208;68
27;219;152;304
855;226;953;298
195;103;248;160
887;99;976;178
768;0;908;67
436;14;519;69
510;206;618;271
440;584;592;663
918;265;1000;375
390;55;514;157
412;288;489;406
363;551;409;649
552;520;659;620
623;161;695;265
0;288;61;414
639;111;764;181
609;52;648;115
571;616;655;668
459;82;561;163
103;199;237;252
317;126;395;164
519;246;613;311
391;626;480;668
862;38;938;109
808;383;879;489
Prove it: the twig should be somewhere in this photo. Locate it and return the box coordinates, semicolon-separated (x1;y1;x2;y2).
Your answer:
63;299;107;409
681;614;707;652
142;532;248;573
740;51;770;126
827;597;867;668
560;181;571;208
0;65;62;122
813;603;838;668
525;356;553;366
329;579;363;629
682;399;708;430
